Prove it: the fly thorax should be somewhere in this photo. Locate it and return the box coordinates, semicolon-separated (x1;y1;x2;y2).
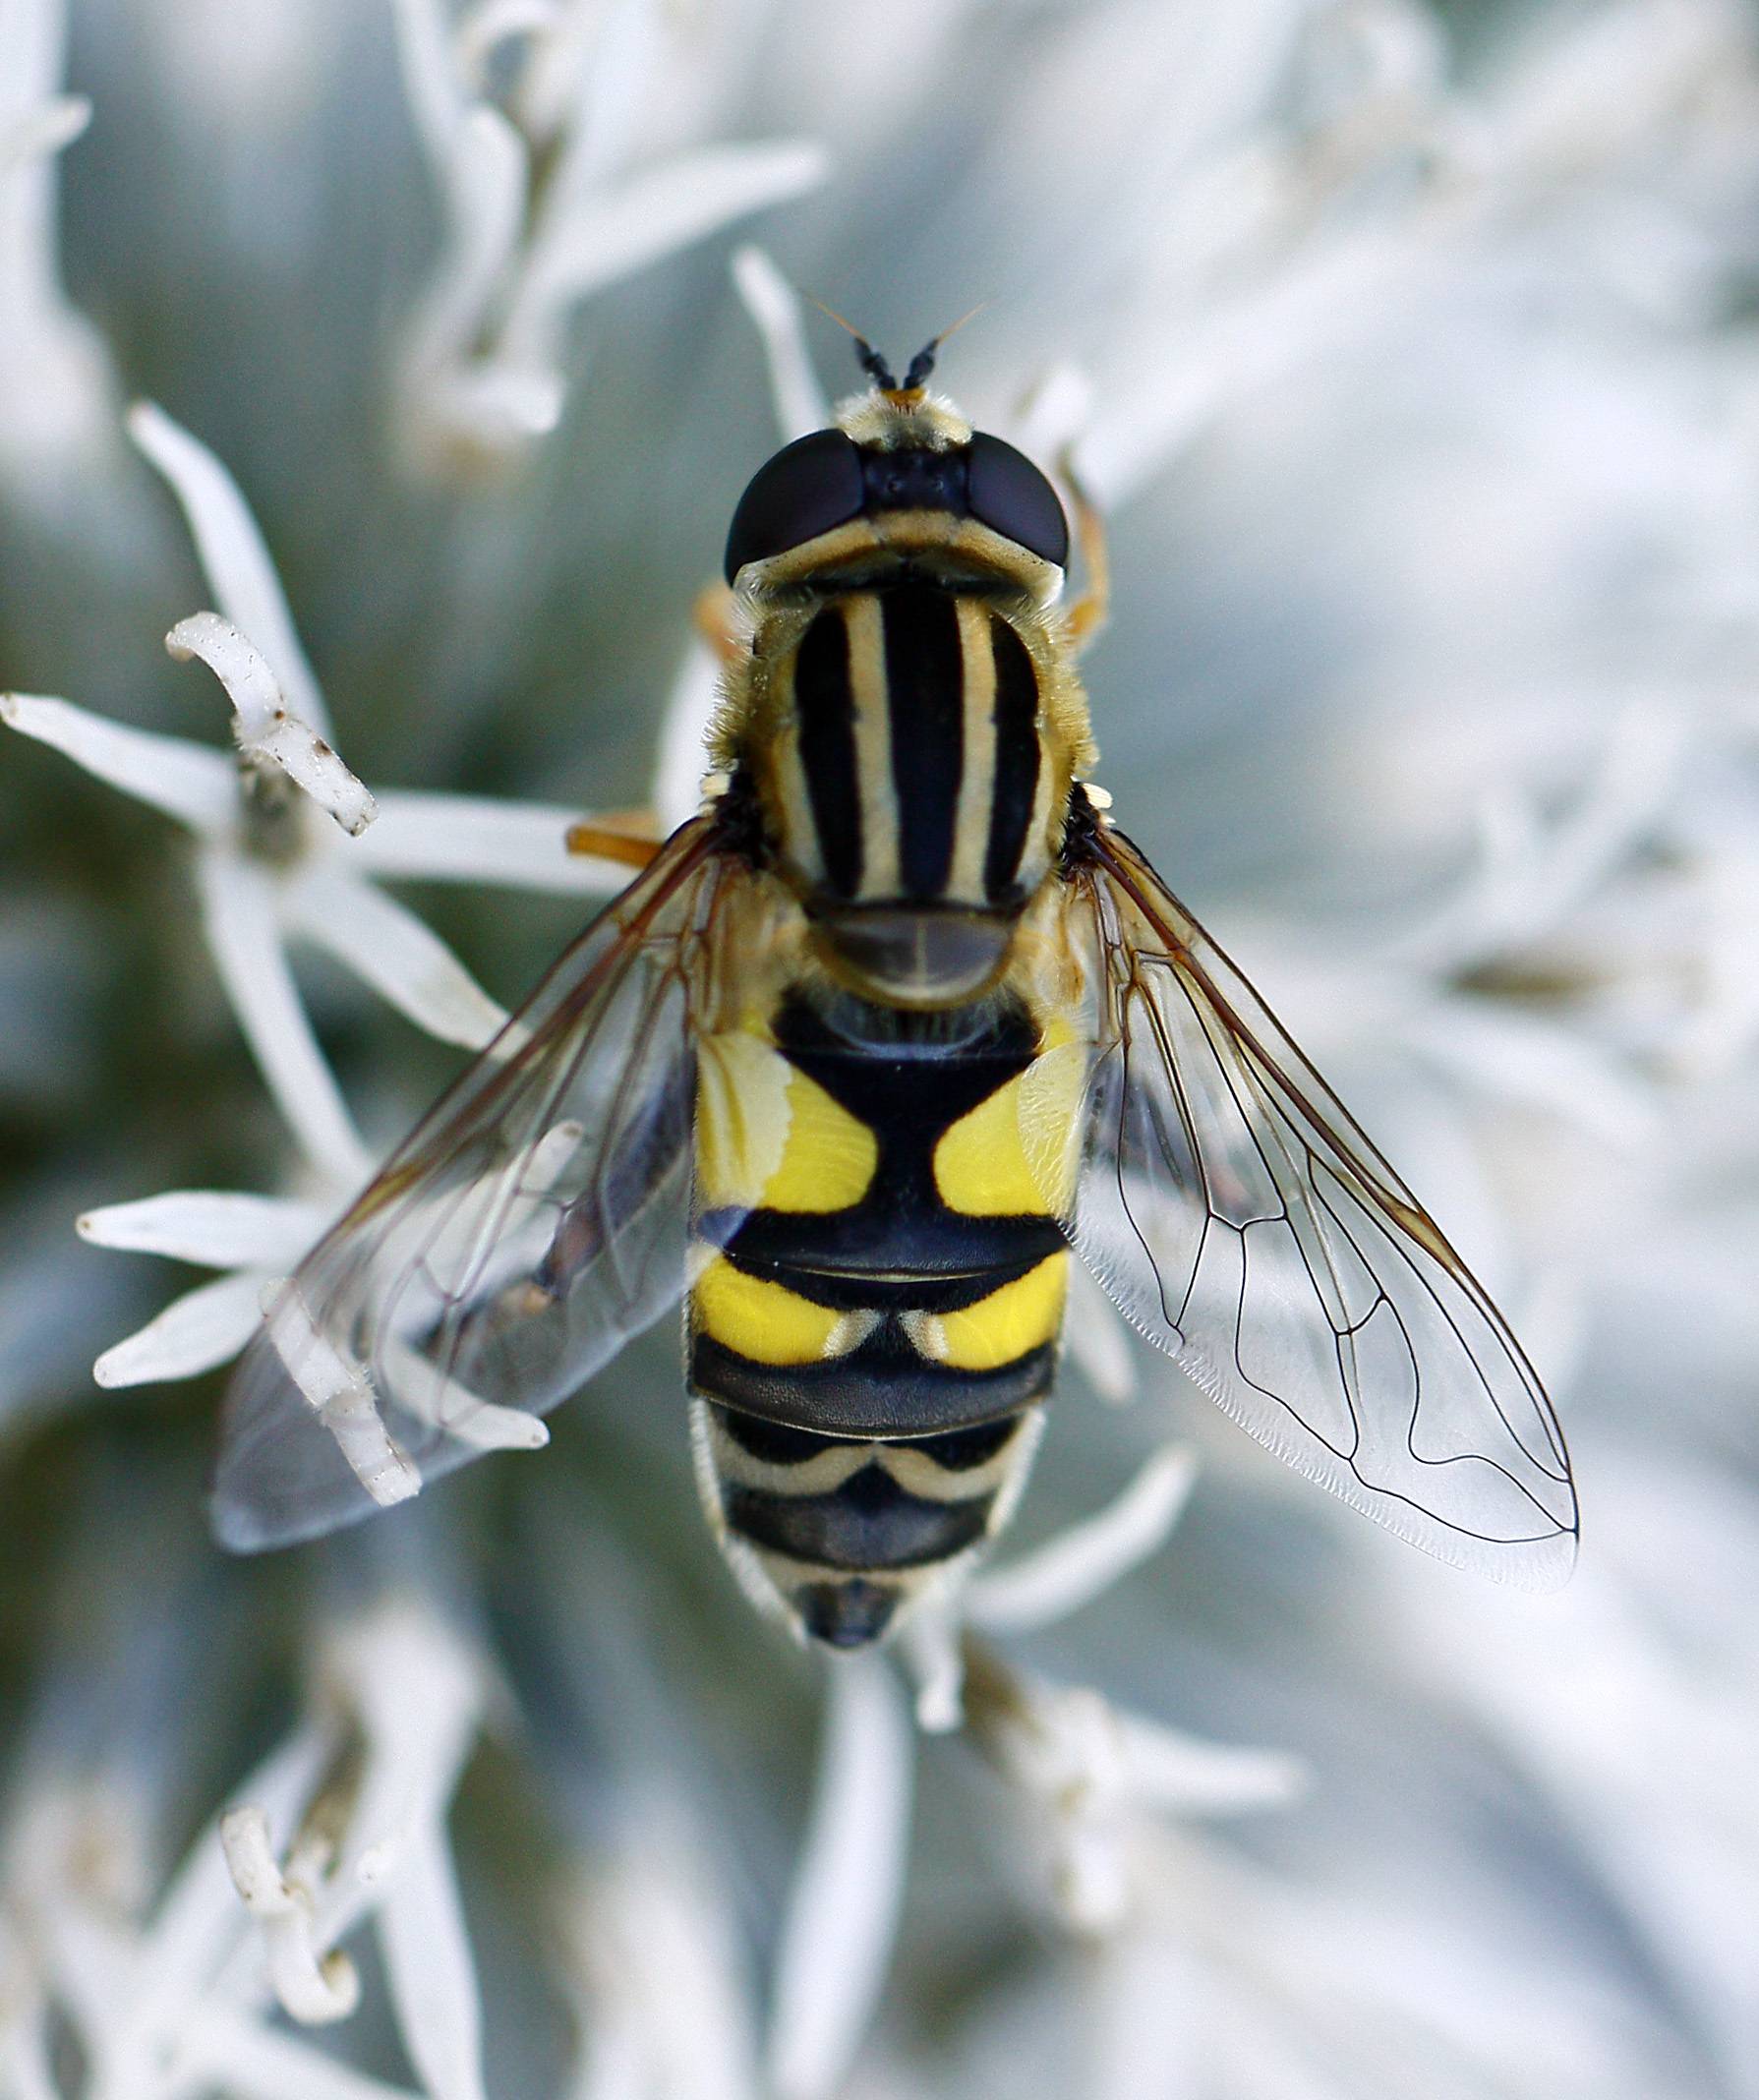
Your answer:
750;582;1069;1008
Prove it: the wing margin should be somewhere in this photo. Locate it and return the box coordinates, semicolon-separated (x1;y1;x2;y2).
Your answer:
1059;820;1578;1587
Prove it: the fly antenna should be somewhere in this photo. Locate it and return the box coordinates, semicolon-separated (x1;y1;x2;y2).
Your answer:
901;302;989;391
805;293;898;390
856;338;899;391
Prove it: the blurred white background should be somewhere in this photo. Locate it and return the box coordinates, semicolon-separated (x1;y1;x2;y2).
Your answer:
2;2;1757;2095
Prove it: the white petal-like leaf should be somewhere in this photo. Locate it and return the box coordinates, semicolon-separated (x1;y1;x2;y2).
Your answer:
129;401;331;734
167;614;377;836
0;693;235;830
766;1657;912;2100
78;1189;330;1268
283;865;506;1049
348;788;632;893
93;1271;266;1386
196;849;373;1185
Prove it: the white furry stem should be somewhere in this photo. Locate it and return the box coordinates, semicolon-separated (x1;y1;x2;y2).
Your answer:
262;1280;420;1508
219;1806;361;2024
166;612;377;836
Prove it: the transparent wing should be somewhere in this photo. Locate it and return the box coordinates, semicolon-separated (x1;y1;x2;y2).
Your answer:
1064;824;1578;1587
213;819;735;1550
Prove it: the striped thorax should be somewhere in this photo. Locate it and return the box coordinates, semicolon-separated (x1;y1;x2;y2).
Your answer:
722;387;1095;1010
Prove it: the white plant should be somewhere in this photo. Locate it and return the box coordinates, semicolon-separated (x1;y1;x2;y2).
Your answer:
3;1;1757;2095
3;1594;494;2100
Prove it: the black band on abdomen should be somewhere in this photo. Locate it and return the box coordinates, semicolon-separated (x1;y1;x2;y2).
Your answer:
723;1466;994;1572
691;1333;1055;1437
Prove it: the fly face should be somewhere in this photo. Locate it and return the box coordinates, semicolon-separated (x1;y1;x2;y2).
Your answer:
723;378;1091;1009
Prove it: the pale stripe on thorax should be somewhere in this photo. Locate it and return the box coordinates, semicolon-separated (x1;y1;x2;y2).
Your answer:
844;595;900;898
948;601;998;900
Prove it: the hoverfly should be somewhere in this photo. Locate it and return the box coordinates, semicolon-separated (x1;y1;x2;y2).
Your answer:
214;335;1578;1646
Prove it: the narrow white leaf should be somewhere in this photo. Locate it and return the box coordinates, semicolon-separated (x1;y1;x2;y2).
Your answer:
652;642;722;838
897;1608;965;1733
732;245;828;441
1114;1713;1307;1817
390;0;468;168
179;2008;425;2100
967;1447;1198;1633
400;103;531;449
1064;1260;1140;1404
0;692;235;830
0;2014;57;2100
167;613;377;836
283;865;506;1048
128;402;330;735
380;1334;550;1451
1006;362;1094;462
262;1280;420;1508
512;142;828;329
378;1834;487;2100
195;849;373;1186
93;1270;266;1386
78;1189;329;1268
0;92;89;170
127;1729;335;2051
349;788;633;893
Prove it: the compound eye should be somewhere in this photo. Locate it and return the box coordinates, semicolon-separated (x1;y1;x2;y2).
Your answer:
724;429;866;582
966;433;1070;567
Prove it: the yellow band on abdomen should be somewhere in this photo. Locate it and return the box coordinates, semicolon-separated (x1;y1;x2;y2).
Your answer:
692;1256;865;1367
696;1027;877;1214
932;1029;1085;1217
904;1253;1069;1372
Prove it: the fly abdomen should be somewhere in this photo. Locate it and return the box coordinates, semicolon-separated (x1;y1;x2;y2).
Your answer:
688;986;1085;1646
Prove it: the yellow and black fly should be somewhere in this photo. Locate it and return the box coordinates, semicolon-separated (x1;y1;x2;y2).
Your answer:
214;336;1579;1646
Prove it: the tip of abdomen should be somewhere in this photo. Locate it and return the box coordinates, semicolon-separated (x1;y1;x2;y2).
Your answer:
794;1577;901;1648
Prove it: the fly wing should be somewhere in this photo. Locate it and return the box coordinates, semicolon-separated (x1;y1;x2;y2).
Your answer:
1061;823;1578;1587
213;819;735;1550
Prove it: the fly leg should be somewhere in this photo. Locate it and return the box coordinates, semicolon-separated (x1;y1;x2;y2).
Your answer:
1060;453;1110;654
565;820;664;870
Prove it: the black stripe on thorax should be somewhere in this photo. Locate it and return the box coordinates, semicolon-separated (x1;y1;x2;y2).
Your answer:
984;615;1040;903
882;582;966;899
792;607;862;895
